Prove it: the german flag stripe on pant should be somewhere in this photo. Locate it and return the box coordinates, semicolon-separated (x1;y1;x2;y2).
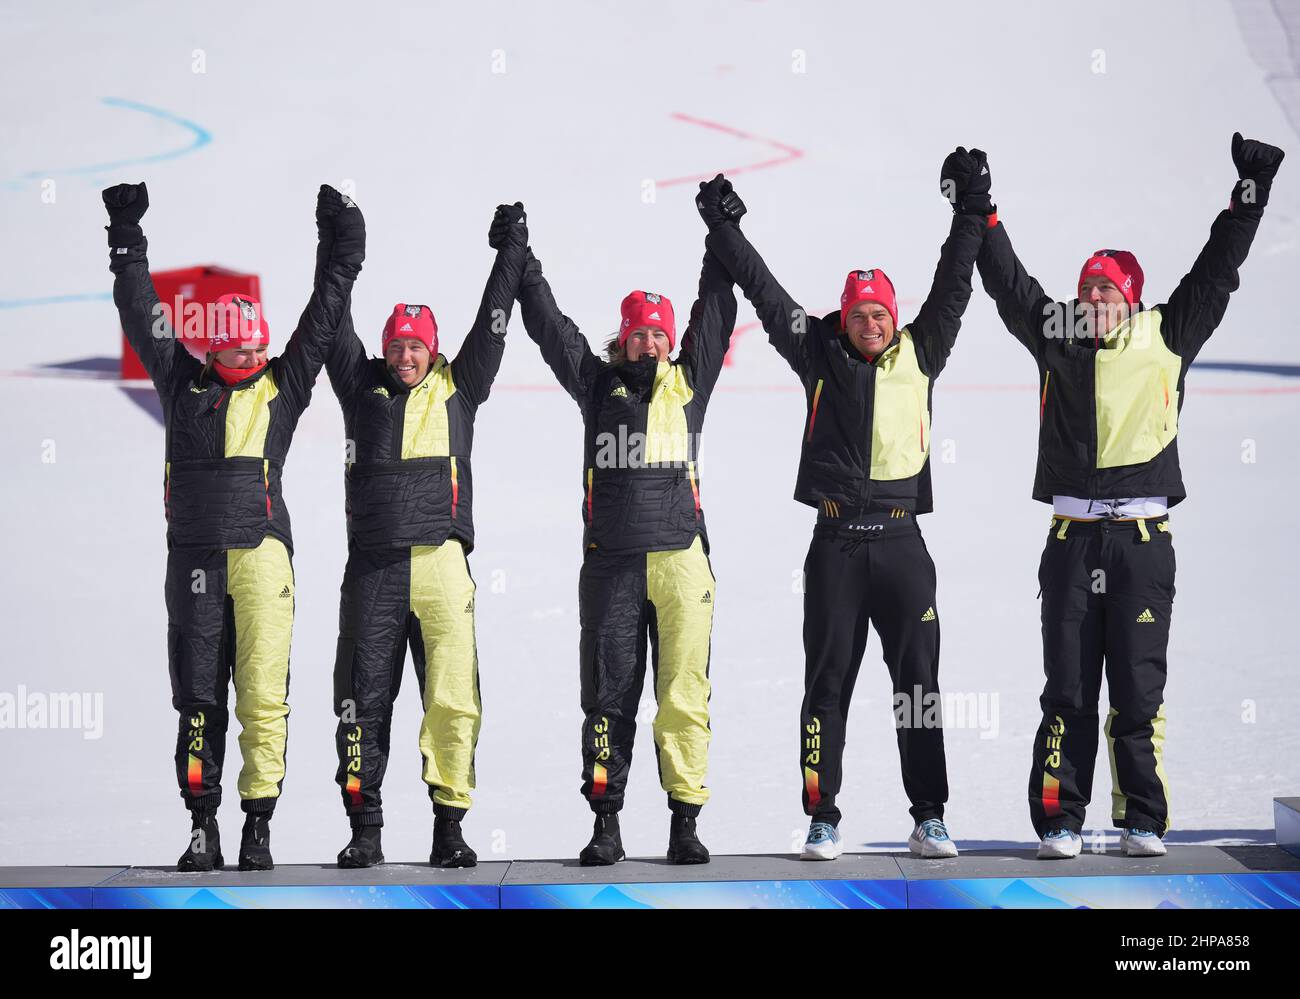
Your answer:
332;539;481;823
1029;516;1174;837
165;536;294;814
578;536;715;816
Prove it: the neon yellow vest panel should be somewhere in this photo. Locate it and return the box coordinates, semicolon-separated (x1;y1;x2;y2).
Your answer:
870;330;931;481
1093;311;1182;469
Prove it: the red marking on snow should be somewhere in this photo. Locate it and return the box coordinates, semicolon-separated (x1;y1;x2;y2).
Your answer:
656;113;804;188
723;321;760;366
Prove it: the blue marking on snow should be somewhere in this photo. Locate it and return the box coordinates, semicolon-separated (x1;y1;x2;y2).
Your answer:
0;97;211;309
1192;360;1300;378
2;96;212;189
0;291;113;309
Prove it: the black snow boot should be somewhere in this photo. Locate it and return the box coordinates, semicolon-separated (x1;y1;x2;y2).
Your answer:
579;813;626;866
177;811;224;872
430;812;477;868
337;824;385;869
238;813;274;871
666;813;710;865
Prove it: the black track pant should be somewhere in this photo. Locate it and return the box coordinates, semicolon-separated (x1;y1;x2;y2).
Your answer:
166;538;294;817
800;515;948;827
332;541;481;828
1030;515;1175;838
578;537;716;817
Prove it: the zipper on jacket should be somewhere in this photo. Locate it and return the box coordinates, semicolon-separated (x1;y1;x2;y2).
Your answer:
856;363;875;509
1086;349;1099;497
585;467;594;524
1039;370;1050;424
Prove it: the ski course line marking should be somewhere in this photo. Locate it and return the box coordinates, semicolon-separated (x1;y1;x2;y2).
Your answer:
2;97;213;191
0;97;213;309
0;291;113;310
655;113;805;189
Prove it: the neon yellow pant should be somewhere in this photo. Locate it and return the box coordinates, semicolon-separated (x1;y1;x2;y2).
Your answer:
579;535;715;812
167;535;294;810
333;539;481;818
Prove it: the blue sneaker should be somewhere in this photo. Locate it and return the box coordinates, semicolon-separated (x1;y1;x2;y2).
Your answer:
800;821;843;861
1037;827;1082;859
909;818;959;858
1121;827;1167;857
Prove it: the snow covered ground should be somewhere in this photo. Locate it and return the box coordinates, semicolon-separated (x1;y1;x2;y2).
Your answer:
2;0;1297;866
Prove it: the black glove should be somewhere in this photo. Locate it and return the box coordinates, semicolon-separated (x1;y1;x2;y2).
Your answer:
489;202;528;250
317;184;361;232
1231;132;1284;211
940;147;993;216
102;182;148;249
695;173;747;230
103;182;149;224
523;247;544;283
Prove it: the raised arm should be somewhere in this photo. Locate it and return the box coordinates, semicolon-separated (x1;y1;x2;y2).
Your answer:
517;246;603;406
976;209;1058;360
277;185;366;409
1159;132;1283;362
103;182;200;393
700;174;812;379
908;148;996;377
676;246;738;399
450;202;529;409
325;313;369;408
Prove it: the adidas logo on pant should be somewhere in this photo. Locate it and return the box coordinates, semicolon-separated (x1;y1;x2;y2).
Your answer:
701;591;712;604
1136;608;1155;623
920;606;936;622
279;585;291;598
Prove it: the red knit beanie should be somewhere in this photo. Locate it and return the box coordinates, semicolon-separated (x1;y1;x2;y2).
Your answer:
209;294;270;350
1077;250;1144;306
619;291;676;350
840;269;898;330
382;303;438;356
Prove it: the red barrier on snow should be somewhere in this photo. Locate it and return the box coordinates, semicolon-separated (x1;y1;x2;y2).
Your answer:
120;266;262;379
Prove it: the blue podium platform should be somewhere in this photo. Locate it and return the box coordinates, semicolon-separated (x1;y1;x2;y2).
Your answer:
4;844;1299;909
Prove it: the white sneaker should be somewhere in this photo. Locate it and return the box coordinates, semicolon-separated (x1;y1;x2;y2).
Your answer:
800;821;843;861
1037;828;1083;859
908;819;959;858
1121;828;1167;857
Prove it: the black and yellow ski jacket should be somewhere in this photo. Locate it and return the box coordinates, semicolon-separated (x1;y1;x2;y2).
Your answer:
705;213;985;515
109;201;365;554
977;202;1264;505
518;246;737;555
325;241;526;554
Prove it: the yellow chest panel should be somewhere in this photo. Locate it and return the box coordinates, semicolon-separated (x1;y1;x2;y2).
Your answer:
401;356;458;459
869;330;930;481
1093;311;1181;469
224;373;280;458
644;361;695;465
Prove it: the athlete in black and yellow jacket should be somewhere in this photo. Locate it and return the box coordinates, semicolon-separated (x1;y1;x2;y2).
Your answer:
701;156;990;860
976;133;1284;859
518;189;737;865
326;204;527;869
104;182;365;871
